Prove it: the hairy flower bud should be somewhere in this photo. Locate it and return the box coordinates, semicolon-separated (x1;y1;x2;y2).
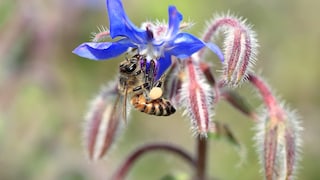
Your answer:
201;14;258;86
255;106;302;180
84;81;126;160
180;58;214;137
250;74;302;180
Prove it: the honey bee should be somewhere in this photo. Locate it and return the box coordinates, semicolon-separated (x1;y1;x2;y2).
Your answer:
118;54;176;119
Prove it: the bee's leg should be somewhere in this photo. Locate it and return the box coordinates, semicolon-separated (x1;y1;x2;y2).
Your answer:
132;82;151;97
148;60;156;86
143;59;156;91
133;69;142;76
148;71;168;100
152;62;171;89
139;56;149;87
132;84;143;94
153;80;163;88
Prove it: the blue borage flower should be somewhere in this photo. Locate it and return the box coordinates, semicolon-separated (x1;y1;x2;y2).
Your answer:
73;0;224;80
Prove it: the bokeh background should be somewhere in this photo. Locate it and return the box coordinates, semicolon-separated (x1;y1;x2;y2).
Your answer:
1;0;319;179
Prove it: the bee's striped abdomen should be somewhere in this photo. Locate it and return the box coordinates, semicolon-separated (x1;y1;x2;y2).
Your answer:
131;94;176;116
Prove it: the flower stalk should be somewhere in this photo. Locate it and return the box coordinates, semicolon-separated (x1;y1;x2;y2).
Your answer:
248;74;282;120
111;143;197;180
196;136;208;180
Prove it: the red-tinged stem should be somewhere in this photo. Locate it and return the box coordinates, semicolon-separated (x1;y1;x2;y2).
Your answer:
196;136;208;180
111;143;197;180
248;74;285;121
199;62;221;105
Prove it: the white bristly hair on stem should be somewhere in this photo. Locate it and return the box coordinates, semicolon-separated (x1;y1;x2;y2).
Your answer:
90;25;110;42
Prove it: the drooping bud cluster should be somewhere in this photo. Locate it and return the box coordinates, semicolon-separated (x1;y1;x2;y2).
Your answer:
75;1;302;179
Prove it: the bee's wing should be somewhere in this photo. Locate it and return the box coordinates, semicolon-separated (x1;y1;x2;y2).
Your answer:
84;82;125;161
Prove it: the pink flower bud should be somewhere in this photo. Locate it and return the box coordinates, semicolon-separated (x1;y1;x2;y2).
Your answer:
250;75;302;180
255;107;302;180
179;58;214;136
201;14;258;86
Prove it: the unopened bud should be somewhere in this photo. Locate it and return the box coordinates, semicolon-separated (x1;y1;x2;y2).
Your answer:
201;14;258;86
180;58;214;137
250;75;302;180
255;107;302;180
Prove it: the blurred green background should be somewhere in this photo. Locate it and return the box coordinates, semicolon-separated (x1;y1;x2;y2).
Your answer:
1;0;319;179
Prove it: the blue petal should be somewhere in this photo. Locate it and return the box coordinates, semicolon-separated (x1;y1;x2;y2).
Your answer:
106;0;147;43
155;54;172;80
72;39;134;60
206;42;225;62
166;6;183;38
165;33;205;58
